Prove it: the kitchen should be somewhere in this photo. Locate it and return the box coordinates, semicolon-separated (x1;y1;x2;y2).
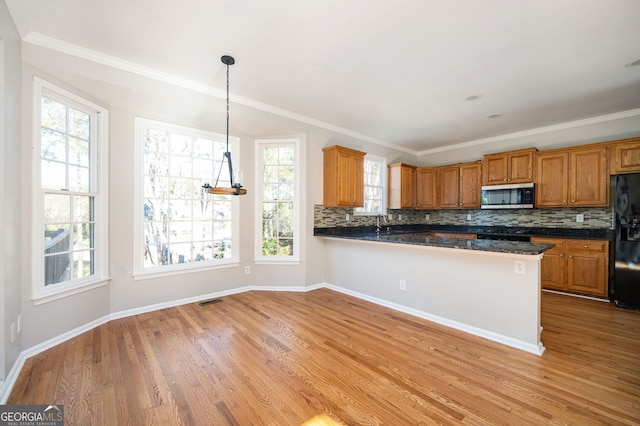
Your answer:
315;138;640;353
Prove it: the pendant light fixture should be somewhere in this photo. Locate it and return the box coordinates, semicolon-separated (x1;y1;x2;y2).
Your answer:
203;55;247;196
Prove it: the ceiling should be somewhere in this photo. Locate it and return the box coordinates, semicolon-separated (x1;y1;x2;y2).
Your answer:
6;0;640;154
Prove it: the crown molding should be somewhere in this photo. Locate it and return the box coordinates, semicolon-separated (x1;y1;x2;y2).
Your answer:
22;32;415;155
418;108;640;156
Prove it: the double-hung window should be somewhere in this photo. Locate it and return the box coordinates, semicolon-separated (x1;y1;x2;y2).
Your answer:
255;138;302;263
354;154;387;216
133;118;240;277
33;78;109;302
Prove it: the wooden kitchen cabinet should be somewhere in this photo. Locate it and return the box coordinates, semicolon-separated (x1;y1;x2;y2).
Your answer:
388;163;417;209
531;237;609;298
609;137;640;174
436;162;482;209
482;148;536;186
322;145;365;207
535;146;609;207
416;167;437;209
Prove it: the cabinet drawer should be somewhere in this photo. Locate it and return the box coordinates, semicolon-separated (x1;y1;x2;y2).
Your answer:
531;237;565;249
566;240;607;253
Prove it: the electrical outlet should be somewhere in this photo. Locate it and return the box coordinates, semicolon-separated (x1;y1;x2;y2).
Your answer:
425;213;430;220
345;213;350;221
466;214;472;221
399;279;407;290
514;260;526;275
398;214;403;221
576;214;584;223
388;213;393;221
245;266;251;275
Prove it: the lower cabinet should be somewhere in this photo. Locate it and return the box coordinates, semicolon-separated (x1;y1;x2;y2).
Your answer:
531;237;609;298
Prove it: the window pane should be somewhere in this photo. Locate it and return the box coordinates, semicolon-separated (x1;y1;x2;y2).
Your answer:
73;223;93;249
44;194;71;223
41;129;66;162
69;108;90;140
69;137;90;167
42;161;66;190
68;165;90;192
44;225;71;253
44;253;71;286
73;196;92;222
41;97;66;132
72;250;94;279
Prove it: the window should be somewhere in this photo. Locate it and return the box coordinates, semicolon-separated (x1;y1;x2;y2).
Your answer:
354;154;387;216
255;138;302;263
134;118;240;277
32;78;109;302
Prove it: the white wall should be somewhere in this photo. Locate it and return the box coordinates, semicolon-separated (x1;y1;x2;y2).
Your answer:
1;3;23;379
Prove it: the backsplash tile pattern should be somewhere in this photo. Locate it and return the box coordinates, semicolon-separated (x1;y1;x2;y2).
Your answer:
314;205;614;230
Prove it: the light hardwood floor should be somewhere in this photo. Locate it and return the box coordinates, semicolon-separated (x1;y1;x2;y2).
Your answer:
8;289;640;425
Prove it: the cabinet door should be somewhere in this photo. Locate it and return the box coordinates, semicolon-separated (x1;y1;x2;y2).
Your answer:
566;240;608;297
416;168;437;209
532;237;566;290
336;150;355;205
567;252;607;297
459;162;482;208
350;154;365;207
536;152;569;207
388;163;416;209
610;139;640;174
508;149;536;183
569;147;609;206
483;154;508;185
437;165;460;208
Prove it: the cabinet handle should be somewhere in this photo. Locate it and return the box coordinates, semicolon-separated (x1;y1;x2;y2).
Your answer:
563;200;567;204
571;200;575;203
560;254;564;258
584;245;588;248
569;255;573;258
504;178;507;182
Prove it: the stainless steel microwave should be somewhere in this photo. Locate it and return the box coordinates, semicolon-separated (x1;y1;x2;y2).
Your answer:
481;183;535;209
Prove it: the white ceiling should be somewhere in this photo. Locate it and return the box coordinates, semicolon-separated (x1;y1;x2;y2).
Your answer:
6;0;640;154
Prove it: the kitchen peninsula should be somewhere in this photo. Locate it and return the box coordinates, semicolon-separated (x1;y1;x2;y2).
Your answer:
315;227;555;355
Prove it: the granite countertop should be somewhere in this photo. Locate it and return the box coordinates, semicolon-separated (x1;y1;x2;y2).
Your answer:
318;231;553;255
314;224;614;256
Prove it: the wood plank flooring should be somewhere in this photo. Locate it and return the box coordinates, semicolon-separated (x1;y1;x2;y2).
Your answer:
8;289;640;425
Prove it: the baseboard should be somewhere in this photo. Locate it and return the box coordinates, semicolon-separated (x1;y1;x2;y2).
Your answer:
325;284;545;356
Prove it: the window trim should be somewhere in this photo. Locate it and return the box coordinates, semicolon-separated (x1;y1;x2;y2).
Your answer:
31;77;110;304
254;137;303;264
353;154;387;216
132;117;242;279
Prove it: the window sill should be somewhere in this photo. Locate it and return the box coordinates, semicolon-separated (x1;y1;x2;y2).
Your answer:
254;258;300;265
32;277;111;306
133;261;240;280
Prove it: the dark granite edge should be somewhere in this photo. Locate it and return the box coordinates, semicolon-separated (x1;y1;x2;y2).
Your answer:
314;224;614;240
318;233;555;255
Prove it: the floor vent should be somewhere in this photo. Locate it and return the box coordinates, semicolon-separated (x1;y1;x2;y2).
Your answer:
199;298;223;306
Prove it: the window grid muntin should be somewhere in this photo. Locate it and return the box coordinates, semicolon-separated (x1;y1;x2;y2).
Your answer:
260;144;296;257
40;93;97;287
355;155;386;216
141;123;234;270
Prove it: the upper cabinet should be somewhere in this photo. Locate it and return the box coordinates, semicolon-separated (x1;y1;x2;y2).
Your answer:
388;163;417;209
416;167;437;209
482;148;537;186
437;161;482;209
536;145;609;207
322;145;365;207
610;137;640;174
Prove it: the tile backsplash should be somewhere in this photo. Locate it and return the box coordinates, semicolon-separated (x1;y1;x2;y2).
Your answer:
314;205;614;230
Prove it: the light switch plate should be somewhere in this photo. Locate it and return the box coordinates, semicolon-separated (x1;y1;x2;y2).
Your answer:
576;214;584;223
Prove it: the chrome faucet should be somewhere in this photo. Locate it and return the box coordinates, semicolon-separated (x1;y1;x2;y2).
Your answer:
376;214;388;233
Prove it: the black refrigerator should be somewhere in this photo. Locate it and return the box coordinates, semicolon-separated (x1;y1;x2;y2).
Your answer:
613;173;640;310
